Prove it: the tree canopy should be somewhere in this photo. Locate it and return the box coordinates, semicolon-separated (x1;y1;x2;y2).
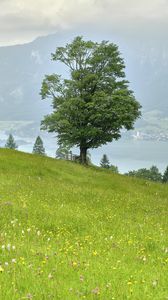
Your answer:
56;144;70;160
41;36;141;164
32;136;45;156
5;134;18;150
125;166;162;182
100;154;110;169
162;166;168;183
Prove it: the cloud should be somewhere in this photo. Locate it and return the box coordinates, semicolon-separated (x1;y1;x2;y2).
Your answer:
0;0;167;46
31;50;42;65
10;87;23;102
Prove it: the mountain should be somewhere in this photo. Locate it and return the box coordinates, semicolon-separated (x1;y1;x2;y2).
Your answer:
0;31;168;126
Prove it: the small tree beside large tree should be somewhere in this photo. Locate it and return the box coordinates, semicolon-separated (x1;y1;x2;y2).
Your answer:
32;136;45;156
41;36;141;164
100;154;110;169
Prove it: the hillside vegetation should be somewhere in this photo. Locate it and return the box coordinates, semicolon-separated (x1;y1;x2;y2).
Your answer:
0;149;167;299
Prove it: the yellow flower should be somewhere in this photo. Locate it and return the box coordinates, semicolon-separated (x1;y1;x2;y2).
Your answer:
72;261;77;267
0;266;4;272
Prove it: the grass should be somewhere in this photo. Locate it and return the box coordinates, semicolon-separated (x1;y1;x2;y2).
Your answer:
0;149;167;299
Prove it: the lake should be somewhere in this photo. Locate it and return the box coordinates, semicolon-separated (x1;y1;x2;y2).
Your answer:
16;135;168;174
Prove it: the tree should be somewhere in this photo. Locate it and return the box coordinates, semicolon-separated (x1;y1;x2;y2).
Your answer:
149;166;162;182
162;166;168;183
56;144;70;160
5;134;18;150
125;166;162;182
32;136;45;155
109;164;119;173
100;154;110;169
41;36;141;164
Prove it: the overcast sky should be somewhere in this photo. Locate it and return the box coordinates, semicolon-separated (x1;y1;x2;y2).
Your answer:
0;0;167;46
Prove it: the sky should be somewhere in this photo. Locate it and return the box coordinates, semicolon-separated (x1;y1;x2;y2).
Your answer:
0;0;167;46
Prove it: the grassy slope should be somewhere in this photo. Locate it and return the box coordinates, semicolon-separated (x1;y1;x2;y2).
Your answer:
0;149;167;300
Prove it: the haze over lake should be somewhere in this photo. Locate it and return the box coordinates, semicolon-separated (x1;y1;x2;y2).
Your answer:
0;0;168;174
3;130;166;174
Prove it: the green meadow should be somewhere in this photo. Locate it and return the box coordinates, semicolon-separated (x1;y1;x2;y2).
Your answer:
0;149;167;299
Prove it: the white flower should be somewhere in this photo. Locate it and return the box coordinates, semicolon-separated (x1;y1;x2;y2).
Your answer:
12;246;16;250
11;258;16;264
7;244;11;251
1;245;5;250
48;273;53;279
152;280;158;288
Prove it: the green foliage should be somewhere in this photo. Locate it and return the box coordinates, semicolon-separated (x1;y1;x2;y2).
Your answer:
0;149;167;299
100;154;110;169
41;36;141;164
126;165;162;182
100;154;118;173
162;166;168;183
5;134;18;149
56;144;70;160
32;136;45;155
109;164;119;173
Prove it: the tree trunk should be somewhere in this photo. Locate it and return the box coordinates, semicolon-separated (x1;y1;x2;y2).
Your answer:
80;146;87;165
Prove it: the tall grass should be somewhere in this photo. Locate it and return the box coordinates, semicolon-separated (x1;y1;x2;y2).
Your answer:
0;149;167;299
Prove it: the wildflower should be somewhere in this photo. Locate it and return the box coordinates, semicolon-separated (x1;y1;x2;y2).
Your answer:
7;244;11;251
106;282;111;289
80;275;84;282
0;266;4;272
11;258;16;264
1;245;5;250
48;273;53;279
12;245;16;250
72;261;77;267
26;293;33;299
152;280;158;288
91;287;100;295
143;256;147;262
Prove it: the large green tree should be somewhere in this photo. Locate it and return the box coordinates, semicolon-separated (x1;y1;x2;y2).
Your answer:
41;36;141;164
